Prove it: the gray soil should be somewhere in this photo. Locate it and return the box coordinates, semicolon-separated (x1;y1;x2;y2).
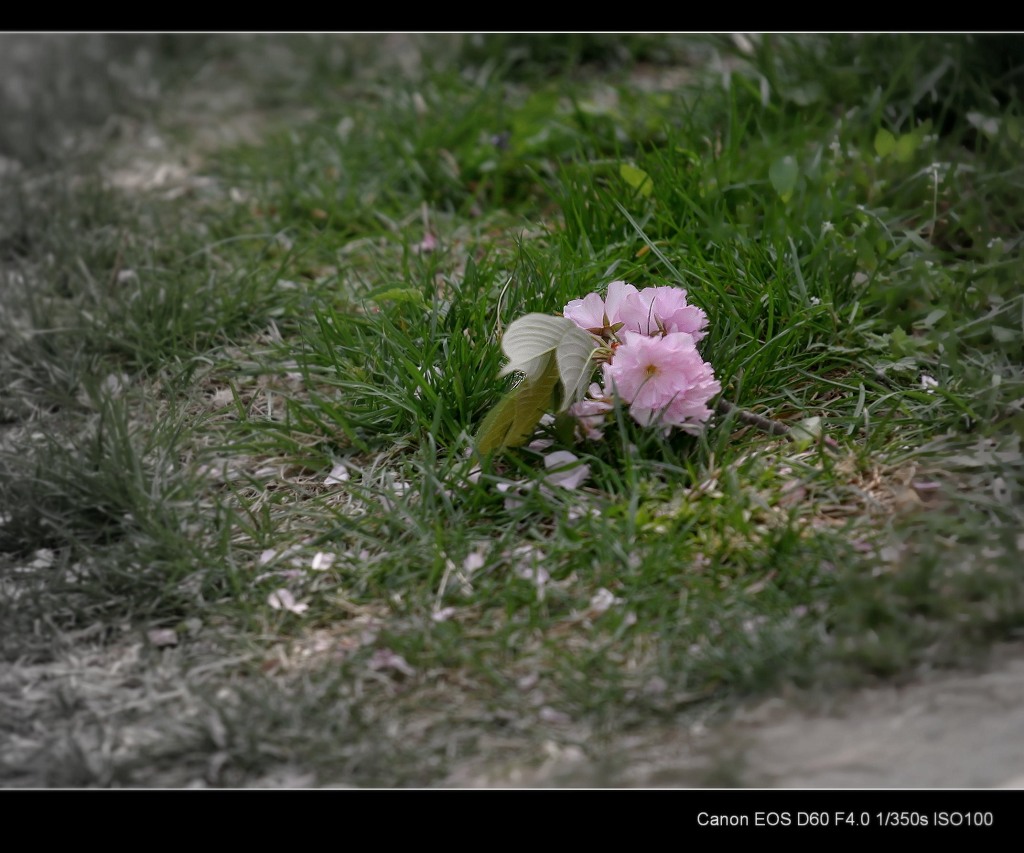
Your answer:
2;34;1023;789
443;641;1024;788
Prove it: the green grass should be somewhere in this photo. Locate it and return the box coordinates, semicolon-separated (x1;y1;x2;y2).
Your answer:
2;33;1023;786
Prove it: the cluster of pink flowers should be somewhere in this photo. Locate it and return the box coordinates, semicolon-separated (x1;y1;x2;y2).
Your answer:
563;281;721;438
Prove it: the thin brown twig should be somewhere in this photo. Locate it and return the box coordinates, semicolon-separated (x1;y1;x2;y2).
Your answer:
715;399;791;436
715;399;840;451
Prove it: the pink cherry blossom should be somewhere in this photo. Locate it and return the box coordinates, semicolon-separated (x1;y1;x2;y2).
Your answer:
562;292;607;334
618;286;708;340
602;331;720;431
633;367;721;434
563;280;639;335
603;331;696;409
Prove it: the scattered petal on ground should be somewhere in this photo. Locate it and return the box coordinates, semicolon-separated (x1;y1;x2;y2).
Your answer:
146;628;178;648
538;706;571;724
413;232;437;253
514;553;550;599
102;372;131;396
324;463;350;485
29;549;55;569
368;648;415;676
311;551;335;571
543;450;590;490
589;587;621;614
463;551;486;572
267;588;309;614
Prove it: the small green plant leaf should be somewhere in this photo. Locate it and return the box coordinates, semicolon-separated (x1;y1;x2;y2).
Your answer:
769;155;798;202
620;163;653;197
369;287;427;307
893;133;920;163
874;128;896;158
477;315;599;454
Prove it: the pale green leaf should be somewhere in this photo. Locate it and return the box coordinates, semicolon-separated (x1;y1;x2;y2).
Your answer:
893;133;919;163
874;128;896;158
369;286;426;306
475;355;561;454
620;163;653;197
474;390;519;456
498;313;571;382
554;324;600;410
499;314;598;407
768;155;798;202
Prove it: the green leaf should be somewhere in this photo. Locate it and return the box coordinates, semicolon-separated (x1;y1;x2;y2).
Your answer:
474;392;518;456
475;355;561;454
888;326;916;357
620;163;653;197
499;313;568;383
768;155;798;202
498;314;598;409
368;286;426;307
554;327;600;409
893;133;920;164
476;314;599;455
874;128;896;158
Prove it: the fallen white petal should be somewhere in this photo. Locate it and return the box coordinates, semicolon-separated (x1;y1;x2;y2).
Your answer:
147;628;178;648
538;706;571;724
267;588;309;614
102;372;131;396
324;463;350;485
311;551;335;571
515;564;550;588
463;552;486;572
368;648;415;676
589;587;621;613
544;450;590;490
